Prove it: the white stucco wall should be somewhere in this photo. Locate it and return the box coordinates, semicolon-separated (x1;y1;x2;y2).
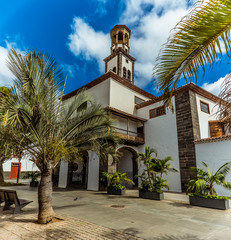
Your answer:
137;97;181;192
109;79;150;114
88;80;111;107
196;94;219;139
195;140;231;197
87;151;100;191
3;155;39;172
107;56;117;72
63;79;110;110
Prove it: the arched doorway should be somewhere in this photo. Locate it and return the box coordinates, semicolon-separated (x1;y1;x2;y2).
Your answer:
67;153;88;189
117;147;138;188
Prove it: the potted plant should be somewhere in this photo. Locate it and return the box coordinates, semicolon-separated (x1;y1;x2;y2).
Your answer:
101;171;134;195
137;146;178;200
187;161;231;210
23;171;41;187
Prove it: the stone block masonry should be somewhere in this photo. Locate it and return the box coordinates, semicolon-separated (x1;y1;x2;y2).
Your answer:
175;90;200;191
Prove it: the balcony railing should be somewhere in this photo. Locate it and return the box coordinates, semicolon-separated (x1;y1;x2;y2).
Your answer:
114;127;145;145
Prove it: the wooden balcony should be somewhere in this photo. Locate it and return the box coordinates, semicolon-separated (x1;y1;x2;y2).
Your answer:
114;128;145;146
106;106;147;146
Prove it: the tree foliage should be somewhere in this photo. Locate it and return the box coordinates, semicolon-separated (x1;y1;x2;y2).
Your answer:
101;171;134;190
0;48;119;223
187;161;231;197
153;0;231;104
137;146;177;193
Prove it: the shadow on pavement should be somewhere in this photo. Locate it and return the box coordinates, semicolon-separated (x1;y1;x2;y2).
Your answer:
53;203;86;209
151;234;201;240
167;202;192;208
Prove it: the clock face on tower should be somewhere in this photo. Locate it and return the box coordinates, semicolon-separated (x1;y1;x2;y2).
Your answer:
104;25;136;84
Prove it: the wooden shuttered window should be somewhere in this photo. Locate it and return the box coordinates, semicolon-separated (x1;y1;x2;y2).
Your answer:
149;106;166;119
209;121;225;137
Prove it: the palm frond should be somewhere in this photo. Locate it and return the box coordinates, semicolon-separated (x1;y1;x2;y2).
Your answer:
153;0;231;101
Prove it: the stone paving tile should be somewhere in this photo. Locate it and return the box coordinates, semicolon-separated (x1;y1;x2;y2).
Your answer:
0;212;143;240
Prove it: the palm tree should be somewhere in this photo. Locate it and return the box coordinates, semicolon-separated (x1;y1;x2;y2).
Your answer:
153;156;178;178
101;172;134;189
0;87;14;183
153;0;231;105
0;127;13;183
137;146;157;191
187;161;231;196
0;49;118;224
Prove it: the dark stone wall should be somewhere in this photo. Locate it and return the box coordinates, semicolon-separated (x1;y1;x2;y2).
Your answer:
175;90;200;191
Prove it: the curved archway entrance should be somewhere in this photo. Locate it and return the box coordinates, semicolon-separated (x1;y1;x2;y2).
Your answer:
117;147;138;188
67;152;89;189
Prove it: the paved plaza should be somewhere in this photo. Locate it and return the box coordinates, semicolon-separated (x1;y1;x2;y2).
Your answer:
1;185;231;239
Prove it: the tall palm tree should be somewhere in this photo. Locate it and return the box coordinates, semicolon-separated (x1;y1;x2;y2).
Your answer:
153;0;231;105
0;127;13;183
0;87;14;183
137;146;157;191
0;49;118;224
187;161;231;196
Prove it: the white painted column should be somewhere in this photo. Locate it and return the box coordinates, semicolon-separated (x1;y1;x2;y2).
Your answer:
58;160;68;188
87;151;99;191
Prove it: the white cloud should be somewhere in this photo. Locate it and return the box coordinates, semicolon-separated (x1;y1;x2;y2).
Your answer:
61;63;79;78
0;42;16;87
68;0;193;87
68;17;110;72
202;76;226;96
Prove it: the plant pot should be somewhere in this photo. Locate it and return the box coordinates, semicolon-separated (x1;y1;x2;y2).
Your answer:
189;196;229;210
30;181;39;187
107;187;125;195
139;190;164;200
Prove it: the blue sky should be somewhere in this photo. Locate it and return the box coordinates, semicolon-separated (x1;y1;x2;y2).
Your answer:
0;0;230;96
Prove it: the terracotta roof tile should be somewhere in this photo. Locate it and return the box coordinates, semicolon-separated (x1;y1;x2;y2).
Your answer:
62;71;156;101
136;82;224;109
194;134;231;144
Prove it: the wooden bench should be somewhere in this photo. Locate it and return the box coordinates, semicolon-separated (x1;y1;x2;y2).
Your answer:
1;189;33;214
0;189;5;206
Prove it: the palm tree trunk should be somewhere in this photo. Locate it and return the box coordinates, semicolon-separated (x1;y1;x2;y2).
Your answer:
38;170;54;224
210;184;214;196
0;160;4;183
146;164;154;191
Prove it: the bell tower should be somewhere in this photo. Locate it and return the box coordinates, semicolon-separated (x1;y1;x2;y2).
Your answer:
104;25;136;84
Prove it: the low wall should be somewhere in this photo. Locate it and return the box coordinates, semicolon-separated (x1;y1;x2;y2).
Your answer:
195;138;231;197
3;156;39;172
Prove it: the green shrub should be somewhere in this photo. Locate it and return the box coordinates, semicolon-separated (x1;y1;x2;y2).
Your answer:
101;172;134;190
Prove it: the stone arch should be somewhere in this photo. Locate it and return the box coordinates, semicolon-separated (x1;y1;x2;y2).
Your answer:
127;70;131;81
67;151;89;189
117;146;138;188
123;67;127;78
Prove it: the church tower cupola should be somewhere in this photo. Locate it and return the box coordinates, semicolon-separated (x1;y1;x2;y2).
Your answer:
104;25;136;84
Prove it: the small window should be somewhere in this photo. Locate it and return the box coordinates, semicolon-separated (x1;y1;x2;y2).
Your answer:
126;59;129;63
118;31;123;41
135;96;145;105
127;70;131;81
149;106;166;119
200;101;210;114
123;67;126;78
77;101;87;112
113;67;116;73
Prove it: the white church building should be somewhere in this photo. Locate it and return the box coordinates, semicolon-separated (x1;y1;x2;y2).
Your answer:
57;25;231;195
4;25;231;196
